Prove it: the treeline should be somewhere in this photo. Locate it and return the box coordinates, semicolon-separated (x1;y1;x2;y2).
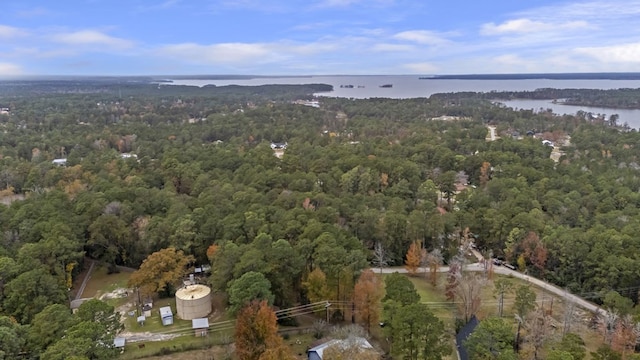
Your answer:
0;80;639;357
432;87;640;110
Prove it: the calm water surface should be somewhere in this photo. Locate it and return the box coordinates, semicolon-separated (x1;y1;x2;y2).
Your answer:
165;75;640;128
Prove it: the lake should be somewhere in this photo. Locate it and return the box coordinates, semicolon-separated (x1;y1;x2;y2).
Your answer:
499;99;640;129
163;75;640;128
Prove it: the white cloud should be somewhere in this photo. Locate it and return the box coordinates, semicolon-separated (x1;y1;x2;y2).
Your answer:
15;7;52;18
493;54;527;66
393;30;451;46
403;62;438;74
481;18;589;35
318;0;360;6
513;1;640;23
315;0;393;7
136;0;181;12
52;30;133;50
575;42;640;63
0;62;23;76
0;25;27;39
372;43;415;52
157;40;340;66
159;43;270;64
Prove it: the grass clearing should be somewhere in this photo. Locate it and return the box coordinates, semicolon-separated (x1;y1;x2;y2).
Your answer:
119;334;230;360
79;265;132;299
399;271;606;360
124;298;193;333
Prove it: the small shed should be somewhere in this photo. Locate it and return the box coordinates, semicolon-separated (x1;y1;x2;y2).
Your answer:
192;318;209;337
142;304;152;317
137;315;146;326
159;306;173;326
113;337;125;352
307;337;373;360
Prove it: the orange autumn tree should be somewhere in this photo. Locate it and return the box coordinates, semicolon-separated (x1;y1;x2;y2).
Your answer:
128;247;194;297
479;161;491;188
234;300;295;360
206;244;219;262
405;241;422;276
353;269;385;334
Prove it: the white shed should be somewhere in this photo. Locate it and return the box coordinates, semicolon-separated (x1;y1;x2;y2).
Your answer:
159;306;173;326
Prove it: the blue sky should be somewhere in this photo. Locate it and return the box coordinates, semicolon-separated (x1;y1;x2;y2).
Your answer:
1;0;640;76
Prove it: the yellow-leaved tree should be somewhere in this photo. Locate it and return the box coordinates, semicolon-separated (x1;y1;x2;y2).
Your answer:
303;267;330;303
128;247;194;297
404;241;422;276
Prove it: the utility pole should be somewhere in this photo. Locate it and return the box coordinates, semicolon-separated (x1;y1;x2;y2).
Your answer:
325;301;331;323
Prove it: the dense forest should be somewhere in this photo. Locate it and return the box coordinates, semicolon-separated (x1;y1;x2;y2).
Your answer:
1;79;640;358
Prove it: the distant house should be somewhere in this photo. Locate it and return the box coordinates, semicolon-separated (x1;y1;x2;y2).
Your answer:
159;306;173;326
456;315;479;360
307;337;374;360
542;140;554;147
192;318;209;337
120;153;138;160
270;142;288;159
52;158;67;166
270;142;288;150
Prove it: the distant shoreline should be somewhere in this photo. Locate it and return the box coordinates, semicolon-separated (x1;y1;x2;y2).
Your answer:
5;73;640;82
426;73;640;80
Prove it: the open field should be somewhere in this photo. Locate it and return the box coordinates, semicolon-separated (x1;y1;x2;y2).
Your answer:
403;271;606;359
77;265;131;299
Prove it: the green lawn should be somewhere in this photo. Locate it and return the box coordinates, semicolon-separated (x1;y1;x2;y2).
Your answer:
124;298;193;334
79;265;131;300
119;334;223;360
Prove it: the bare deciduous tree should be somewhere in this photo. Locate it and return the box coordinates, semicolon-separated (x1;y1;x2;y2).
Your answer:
526;307;554;360
371;241;389;274
562;289;577;336
455;273;486;322
424;249;443;287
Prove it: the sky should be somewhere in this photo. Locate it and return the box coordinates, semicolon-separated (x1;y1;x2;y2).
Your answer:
1;0;640;76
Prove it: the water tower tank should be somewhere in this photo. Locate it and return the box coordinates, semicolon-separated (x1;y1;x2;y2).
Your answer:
175;284;212;320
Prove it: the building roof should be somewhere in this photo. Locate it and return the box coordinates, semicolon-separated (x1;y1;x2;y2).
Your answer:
159;306;173;317
192;318;209;329
113;337;126;348
175;284;211;300
307;337;373;359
